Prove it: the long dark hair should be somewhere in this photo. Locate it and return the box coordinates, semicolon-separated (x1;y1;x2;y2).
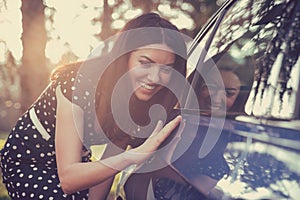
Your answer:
51;13;187;145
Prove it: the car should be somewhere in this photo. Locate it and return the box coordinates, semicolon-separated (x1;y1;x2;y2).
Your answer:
165;0;300;199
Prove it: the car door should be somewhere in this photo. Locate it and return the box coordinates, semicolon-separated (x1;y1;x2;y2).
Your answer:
168;0;300;199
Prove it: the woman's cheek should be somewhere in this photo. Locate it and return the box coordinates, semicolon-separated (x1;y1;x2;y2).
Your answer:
227;96;238;109
160;72;172;85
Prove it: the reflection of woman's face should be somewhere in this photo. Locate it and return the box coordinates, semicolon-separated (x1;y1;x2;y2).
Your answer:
128;44;175;101
198;70;241;112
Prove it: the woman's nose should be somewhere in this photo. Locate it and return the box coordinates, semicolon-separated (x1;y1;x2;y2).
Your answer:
147;66;160;83
211;89;226;105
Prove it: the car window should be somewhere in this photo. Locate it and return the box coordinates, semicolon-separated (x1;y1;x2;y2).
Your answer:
173;1;300;200
189;0;300;119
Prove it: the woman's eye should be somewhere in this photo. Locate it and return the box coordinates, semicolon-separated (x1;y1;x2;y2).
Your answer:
139;60;152;66
225;90;238;97
226;92;234;97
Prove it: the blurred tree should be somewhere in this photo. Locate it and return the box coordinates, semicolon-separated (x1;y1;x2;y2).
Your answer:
98;0;115;53
100;0;113;40
0;47;17;100
57;48;79;67
93;0;221;41
19;0;49;112
1;0;221;116
0;42;21;132
184;0;221;36
132;0;153;13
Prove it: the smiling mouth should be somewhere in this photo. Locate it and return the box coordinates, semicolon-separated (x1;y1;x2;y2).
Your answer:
139;81;156;90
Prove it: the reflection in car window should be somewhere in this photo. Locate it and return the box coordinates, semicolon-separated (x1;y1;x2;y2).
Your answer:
204;0;300;119
171;1;300;200
199;0;300;199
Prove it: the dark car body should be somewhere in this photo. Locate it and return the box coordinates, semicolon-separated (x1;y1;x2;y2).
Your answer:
167;0;300;199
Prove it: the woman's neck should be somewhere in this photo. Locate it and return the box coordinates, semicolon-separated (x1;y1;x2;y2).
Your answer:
129;95;151;126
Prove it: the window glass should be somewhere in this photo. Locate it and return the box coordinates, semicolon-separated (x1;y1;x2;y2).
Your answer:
195;0;300;119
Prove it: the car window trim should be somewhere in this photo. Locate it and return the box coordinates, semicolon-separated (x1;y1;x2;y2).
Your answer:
184;4;230;109
187;0;236;57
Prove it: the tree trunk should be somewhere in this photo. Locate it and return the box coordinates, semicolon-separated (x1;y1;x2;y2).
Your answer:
20;0;49;112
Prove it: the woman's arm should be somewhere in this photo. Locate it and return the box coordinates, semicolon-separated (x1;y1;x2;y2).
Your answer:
55;86;182;195
88;176;115;200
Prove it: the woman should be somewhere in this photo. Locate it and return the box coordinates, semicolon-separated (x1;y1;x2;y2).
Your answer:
122;67;245;200
0;13;187;199
195;67;242;115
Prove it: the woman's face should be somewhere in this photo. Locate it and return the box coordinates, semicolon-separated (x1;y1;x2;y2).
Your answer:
128;44;175;101
198;70;241;113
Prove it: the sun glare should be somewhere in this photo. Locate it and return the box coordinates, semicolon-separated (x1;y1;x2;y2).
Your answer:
0;0;22;61
170;14;194;30
45;0;103;63
1;0;195;65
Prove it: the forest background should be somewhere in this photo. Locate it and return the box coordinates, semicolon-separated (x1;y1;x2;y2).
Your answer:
0;0;222;198
0;0;223;131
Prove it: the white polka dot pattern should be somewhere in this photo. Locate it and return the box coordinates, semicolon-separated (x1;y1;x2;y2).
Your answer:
0;65;106;199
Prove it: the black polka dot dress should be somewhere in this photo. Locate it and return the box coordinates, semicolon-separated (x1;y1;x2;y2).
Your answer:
0;60;108;199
